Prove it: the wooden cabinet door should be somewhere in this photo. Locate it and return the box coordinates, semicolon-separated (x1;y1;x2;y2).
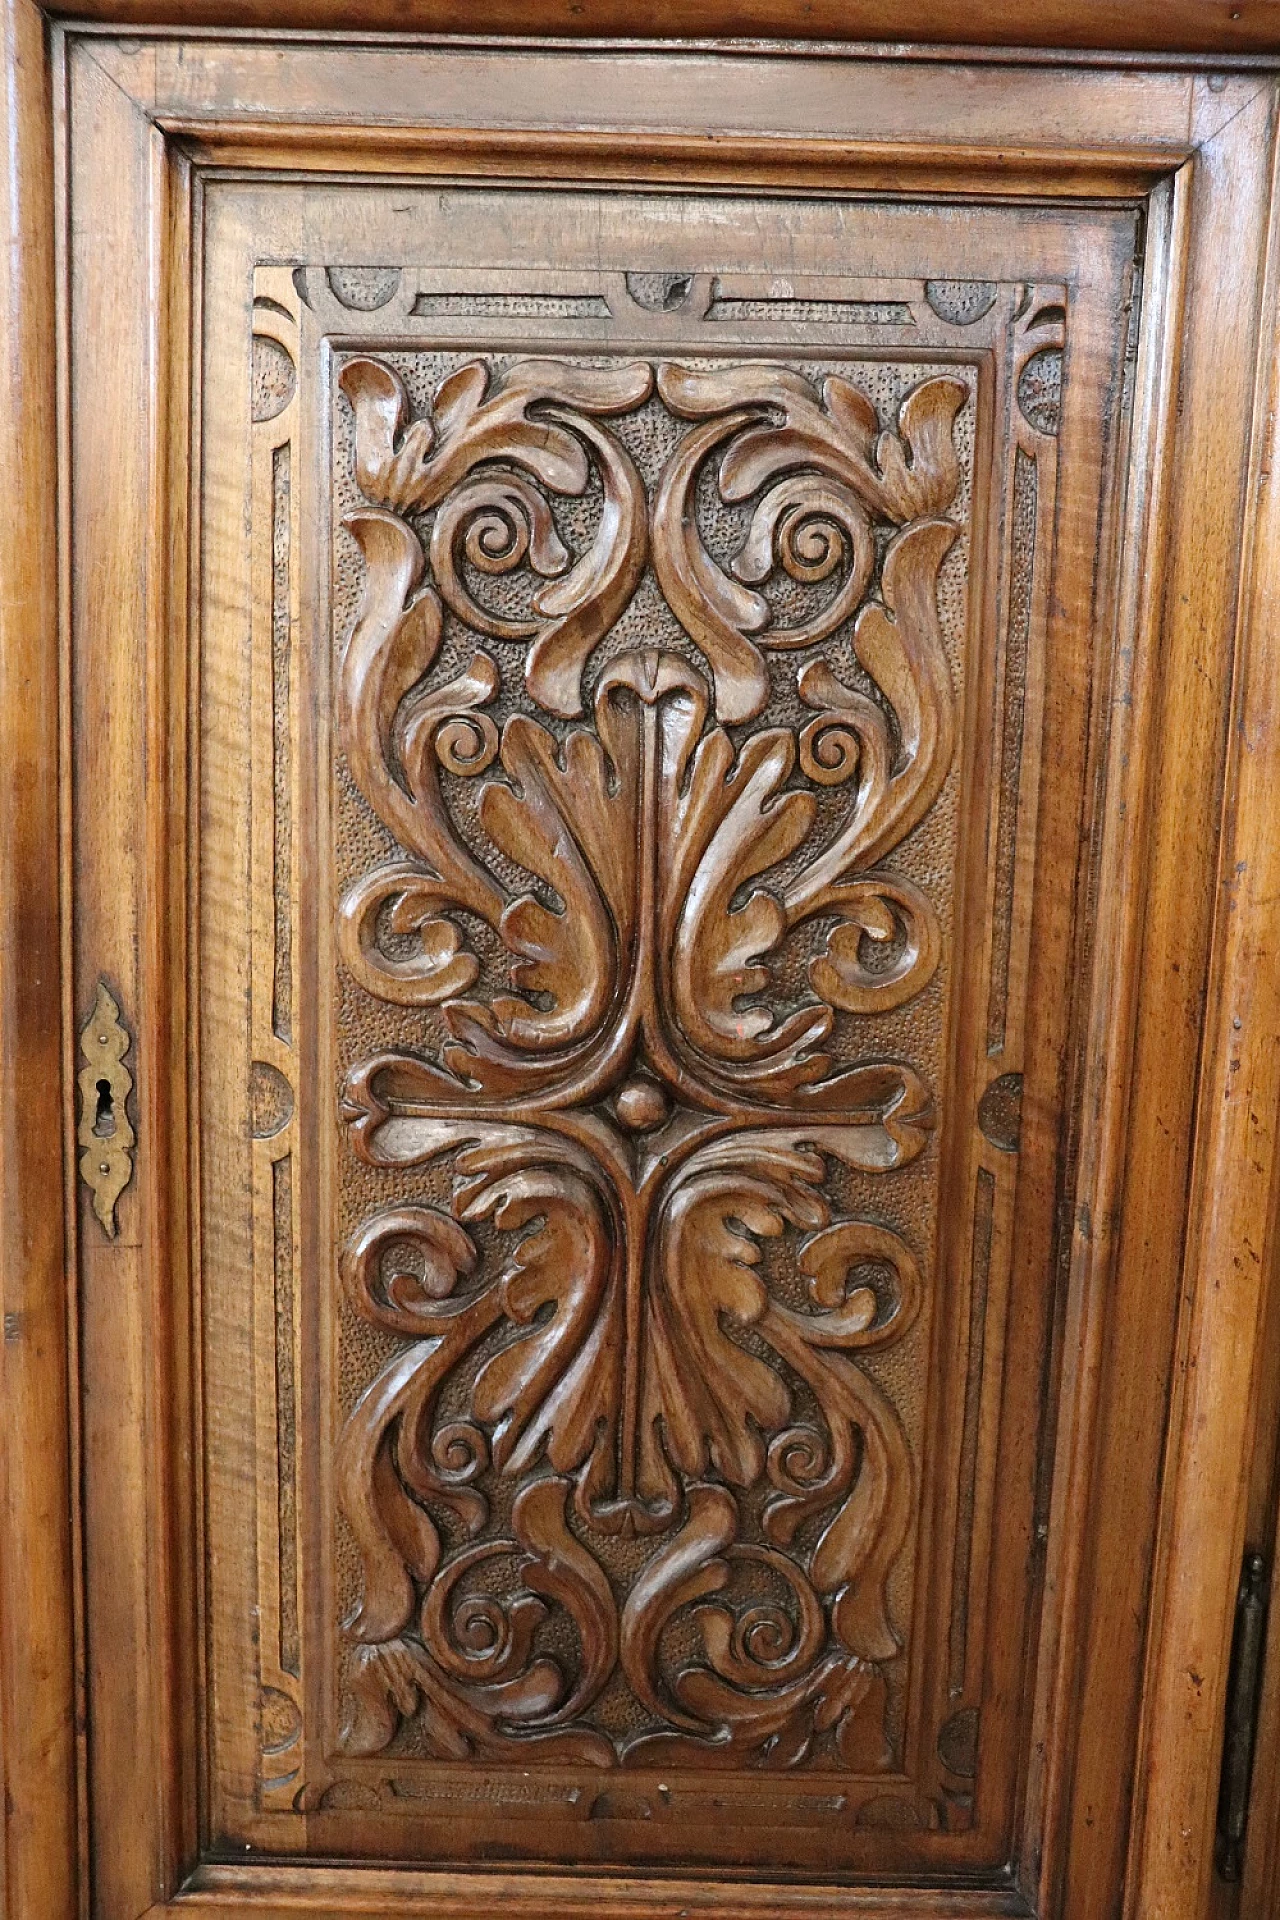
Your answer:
11;25;1280;1920
220;197;1094;1875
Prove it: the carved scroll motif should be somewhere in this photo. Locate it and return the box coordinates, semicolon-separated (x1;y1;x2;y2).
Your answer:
334;352;968;1768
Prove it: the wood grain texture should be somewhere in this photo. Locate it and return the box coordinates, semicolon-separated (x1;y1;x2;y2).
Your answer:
189;133;1160;1905
155;1861;1033;1918
204;212;1110;1873
0;3;79;1918
88;36;1205;154
1039;81;1280;1920
41;24;1280;1920
65;29;201;1911
1127;99;1280;1920
36;0;1280;55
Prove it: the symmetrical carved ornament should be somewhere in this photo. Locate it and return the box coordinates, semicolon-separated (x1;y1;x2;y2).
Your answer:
333;349;968;1769
250;267;306;1808
77;980;135;1238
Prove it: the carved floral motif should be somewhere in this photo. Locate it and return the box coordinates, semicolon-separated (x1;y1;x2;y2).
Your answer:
334;352;966;1766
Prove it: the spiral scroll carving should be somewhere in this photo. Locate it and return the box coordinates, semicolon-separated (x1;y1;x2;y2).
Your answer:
333;351;969;1768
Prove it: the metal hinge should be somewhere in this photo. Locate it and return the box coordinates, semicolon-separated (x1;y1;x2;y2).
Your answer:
1119;259;1144;417
1216;1550;1270;1882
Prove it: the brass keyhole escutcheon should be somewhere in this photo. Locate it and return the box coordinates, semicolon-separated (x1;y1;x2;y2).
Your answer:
77;980;135;1237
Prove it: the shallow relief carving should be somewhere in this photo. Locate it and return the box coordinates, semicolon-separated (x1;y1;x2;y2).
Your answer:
250;267;306;1809
329;343;974;1778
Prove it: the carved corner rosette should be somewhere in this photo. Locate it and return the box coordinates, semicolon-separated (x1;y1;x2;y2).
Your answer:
330;345;969;1773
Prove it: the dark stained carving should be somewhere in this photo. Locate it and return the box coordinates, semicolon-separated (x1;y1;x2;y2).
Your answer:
332;351;970;1767
336;1127;925;1763
335;355;963;1053
338;354;651;719
651;360;964;721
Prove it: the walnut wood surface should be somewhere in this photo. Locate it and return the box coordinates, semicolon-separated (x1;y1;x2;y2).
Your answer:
203;197;1110;1874
34;0;1280;55
331;345;970;1782
0;5;79;1920
1129;119;1280;1918
5;20;1280;1920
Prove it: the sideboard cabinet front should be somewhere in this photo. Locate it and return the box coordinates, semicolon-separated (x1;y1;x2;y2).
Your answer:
48;32;1280;1920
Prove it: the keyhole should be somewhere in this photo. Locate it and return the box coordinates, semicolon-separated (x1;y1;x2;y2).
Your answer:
93;1078;116;1139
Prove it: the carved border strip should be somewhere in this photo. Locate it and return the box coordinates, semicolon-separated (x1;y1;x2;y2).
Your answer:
250;265;306;1810
300;262;1015;349
933;285;1067;1775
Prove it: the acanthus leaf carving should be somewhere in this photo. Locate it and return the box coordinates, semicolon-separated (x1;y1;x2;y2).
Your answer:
336;356;961;1096
331;347;972;1773
651;361;965;722
618;1485;880;1770
339;354;652;717
335;1101;922;1761
335;505;503;1007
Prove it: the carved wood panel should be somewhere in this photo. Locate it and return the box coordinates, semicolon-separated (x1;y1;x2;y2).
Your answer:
220;192;1133;1875
49;34;1280;1915
332;341;966;1771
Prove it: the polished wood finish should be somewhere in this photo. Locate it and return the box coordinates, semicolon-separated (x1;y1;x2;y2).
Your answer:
33;1;1280;56
202;224;1115;1874
6;16;1280;1920
0;4;80;1920
1130;130;1280;1917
